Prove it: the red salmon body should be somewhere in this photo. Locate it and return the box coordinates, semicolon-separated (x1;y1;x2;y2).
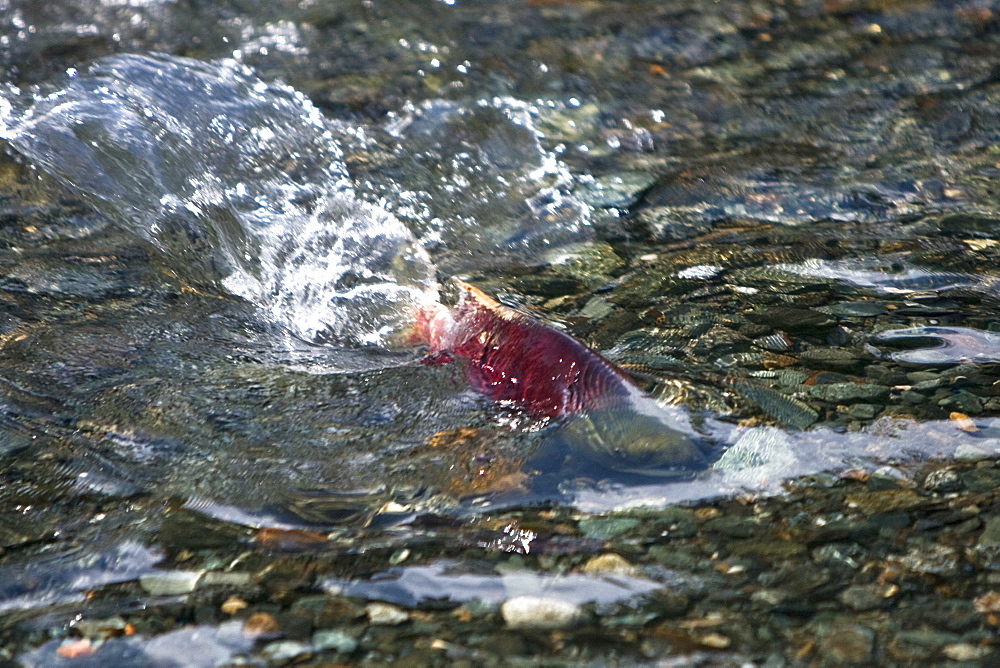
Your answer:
414;281;709;477
419;282;633;416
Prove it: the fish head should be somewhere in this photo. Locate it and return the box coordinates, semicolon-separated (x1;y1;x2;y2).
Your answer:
548;408;709;477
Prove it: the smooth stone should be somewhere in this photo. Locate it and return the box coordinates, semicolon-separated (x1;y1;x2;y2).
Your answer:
139;570;202;596
838;584;894;611
978;516;1000;546
312;630;358;654
807;382;889;403
816;625;874;664
259;640;311;662
845;403;877;419
577;516;641;540
581;553;637;576
798;348;863;371
501;596;584;630
942;642;991;661
820;302;888;317
200;571;253;586
366;602;409;626
74;616;127;638
579;296;615;320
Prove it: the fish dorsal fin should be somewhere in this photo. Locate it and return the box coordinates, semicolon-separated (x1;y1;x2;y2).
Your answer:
452;279;563;328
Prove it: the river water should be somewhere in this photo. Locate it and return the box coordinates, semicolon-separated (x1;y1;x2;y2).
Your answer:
2;1;1000;665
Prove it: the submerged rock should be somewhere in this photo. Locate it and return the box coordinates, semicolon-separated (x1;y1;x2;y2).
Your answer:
501;596;585;630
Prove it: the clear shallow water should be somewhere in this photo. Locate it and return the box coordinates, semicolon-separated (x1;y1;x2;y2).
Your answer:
3;1;1000;663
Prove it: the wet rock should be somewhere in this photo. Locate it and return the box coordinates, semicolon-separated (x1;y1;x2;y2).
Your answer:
510;275;585;298
807;382;890;404
577;516;641;540
220;597;248;616
845;403;876;419
978;516;1000;546
815;625;875;664
752;332;793;352
938;390;983;415
696;632;731;649
576;172;656;208
750;589;787;608
201;571;253;587
820;302;888;317
501;596;585;630
138;570;202;596
259;640;312;662
242;612;281;639
923;467;963;494
581;553;637;576
798;348;863;372
745;307;835;333
366;602;410;626
844;489;925;514
633;207;713;241
728;538;806;560
74;616;127;639
942;643;991;662
891;544;960;577
887;630;961;662
579;296;614;320
546;241;624;280
838;583;896;611
312;630;358;654
732;380;819;429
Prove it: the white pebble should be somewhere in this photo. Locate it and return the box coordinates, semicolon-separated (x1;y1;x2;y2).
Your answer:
366;602;409;626
501;596;584;630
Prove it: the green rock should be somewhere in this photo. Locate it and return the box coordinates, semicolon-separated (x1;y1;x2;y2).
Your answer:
312;630;358;654
820;302;888;317
139;570;202;596
578;516;642;540
807;382;890;404
799;348;863;372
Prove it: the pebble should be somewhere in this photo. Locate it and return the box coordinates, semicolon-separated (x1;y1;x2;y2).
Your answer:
501;596;584;630
312;630;359;654
579;296;615;320
923;467;962;493
887;630;960;661
73;616;127;638
366;602;410;626
138;570;202;596
838;584;894;611
816;625;874;663
807;382;889;403
577;516;641;540
977;517;1000;546
200;571;252;586
581;553;637;575
942;642;991;661
259;640;311;662
242;611;281;639
220;597;248;615
798;347;862;372
697;632;731;649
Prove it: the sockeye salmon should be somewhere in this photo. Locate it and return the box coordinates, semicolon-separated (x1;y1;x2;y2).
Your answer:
413;281;708;476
